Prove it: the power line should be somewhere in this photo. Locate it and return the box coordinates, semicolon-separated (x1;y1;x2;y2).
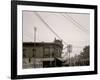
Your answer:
66;14;89;33
34;12;68;45
67;14;89;31
61;13;89;34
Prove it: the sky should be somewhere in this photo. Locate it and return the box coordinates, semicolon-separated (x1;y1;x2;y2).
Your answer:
23;11;90;59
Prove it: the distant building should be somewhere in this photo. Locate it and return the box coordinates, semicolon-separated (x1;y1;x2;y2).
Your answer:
23;39;63;68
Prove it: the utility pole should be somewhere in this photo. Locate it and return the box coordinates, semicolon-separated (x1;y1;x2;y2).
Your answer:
33;27;37;68
67;44;72;66
34;27;37;42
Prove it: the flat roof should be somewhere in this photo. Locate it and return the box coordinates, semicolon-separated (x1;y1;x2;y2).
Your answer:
23;42;63;48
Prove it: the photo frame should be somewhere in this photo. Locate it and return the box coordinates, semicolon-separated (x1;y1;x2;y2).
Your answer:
11;0;97;79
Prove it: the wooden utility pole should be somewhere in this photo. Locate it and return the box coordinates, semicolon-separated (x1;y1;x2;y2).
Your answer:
34;27;37;42
67;44;72;66
34;27;37;68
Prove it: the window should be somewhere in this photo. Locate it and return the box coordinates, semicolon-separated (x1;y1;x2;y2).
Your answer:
44;47;50;58
32;48;36;57
50;48;54;57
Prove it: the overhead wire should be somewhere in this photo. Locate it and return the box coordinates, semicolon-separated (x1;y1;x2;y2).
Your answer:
61;13;90;49
34;12;68;45
53;13;89;48
61;13;89;34
34;12;89;51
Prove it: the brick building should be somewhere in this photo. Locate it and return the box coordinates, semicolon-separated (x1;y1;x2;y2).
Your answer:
23;39;63;69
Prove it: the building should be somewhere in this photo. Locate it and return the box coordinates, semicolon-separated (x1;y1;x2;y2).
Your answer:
23;39;63;69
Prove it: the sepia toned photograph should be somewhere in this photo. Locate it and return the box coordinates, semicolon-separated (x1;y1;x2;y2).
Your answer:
11;1;97;79
22;11;90;69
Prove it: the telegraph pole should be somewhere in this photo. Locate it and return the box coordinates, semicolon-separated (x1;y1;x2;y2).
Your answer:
67;44;72;66
34;27;37;42
34;27;37;68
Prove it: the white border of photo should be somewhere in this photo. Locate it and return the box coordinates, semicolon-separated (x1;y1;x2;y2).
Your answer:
17;5;94;75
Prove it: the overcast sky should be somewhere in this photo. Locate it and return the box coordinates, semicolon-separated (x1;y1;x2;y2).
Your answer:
23;11;90;58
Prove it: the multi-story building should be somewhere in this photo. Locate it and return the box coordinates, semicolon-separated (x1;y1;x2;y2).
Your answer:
23;39;63;69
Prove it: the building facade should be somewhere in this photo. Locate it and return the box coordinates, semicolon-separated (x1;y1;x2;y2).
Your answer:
23;39;63;69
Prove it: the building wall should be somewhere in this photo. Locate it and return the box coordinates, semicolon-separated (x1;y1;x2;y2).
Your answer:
23;44;62;59
23;41;63;68
23;46;44;58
